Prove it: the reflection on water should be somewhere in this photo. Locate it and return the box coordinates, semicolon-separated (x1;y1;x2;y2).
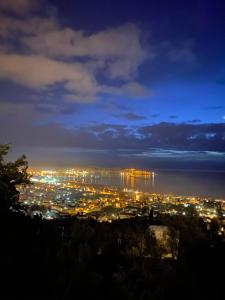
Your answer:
61;170;225;198
120;172;153;189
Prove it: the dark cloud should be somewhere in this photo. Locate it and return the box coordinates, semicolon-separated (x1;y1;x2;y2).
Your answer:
34;103;78;115
187;119;201;123
150;114;159;118
2;116;225;153
107;103;128;112
0;0;40;15
169;115;178;119
115;112;147;121
1;112;225;169
100;101;129;114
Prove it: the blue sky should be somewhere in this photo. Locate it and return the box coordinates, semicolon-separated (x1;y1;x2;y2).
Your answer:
0;0;225;169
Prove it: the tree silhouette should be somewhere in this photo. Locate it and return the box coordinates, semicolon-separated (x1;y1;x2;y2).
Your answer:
0;144;30;213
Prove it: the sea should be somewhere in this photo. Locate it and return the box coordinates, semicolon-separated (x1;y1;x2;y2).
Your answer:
71;169;225;199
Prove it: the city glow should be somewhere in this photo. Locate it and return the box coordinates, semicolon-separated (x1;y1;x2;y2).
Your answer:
17;168;225;225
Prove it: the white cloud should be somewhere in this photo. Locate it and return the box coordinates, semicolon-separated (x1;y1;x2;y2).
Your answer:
0;53;150;103
0;18;147;81
22;23;147;80
0;5;149;103
23;23;144;57
0;54;98;102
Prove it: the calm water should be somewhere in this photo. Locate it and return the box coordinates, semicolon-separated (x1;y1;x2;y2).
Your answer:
74;170;225;198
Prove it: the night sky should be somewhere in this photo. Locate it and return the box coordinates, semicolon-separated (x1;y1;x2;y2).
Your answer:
0;0;225;170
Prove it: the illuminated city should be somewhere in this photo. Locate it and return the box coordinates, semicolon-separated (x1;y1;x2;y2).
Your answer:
18;168;225;232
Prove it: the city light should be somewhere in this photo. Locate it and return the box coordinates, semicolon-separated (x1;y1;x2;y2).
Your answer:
17;168;225;227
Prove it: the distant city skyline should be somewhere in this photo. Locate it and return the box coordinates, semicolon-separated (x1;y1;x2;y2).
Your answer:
0;0;225;170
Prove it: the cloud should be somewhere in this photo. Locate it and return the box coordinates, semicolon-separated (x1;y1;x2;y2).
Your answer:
34;102;78;115
22;23;148;80
188;119;201;123
133;149;225;160
101;81;149;97
169;115;178;119
0;2;201;106
150;114;159;118
0;53;150;103
0;0;40;15
0;53;99;102
166;40;197;65
23;23;144;57
1;104;224;168
1;107;225;154
13;21;148;81
123;82;149;96
115;113;147;121
137;122;225;152
101;102;129;114
0;15;57;38
0;10;149;103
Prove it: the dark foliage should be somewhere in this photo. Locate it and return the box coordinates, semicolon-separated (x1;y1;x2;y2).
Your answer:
0;144;30;212
0;145;224;300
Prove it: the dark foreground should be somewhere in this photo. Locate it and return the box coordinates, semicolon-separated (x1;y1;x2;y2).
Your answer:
0;211;224;300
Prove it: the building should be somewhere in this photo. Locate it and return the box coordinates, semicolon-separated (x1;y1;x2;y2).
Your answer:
148;225;179;259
